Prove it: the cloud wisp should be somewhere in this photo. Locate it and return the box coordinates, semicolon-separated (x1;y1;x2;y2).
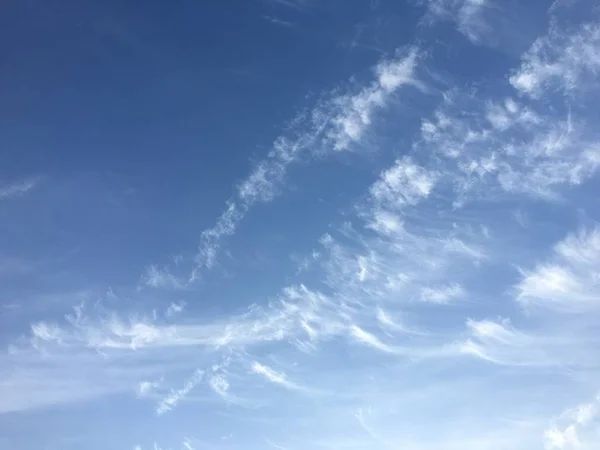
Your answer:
153;47;424;285
0;178;38;200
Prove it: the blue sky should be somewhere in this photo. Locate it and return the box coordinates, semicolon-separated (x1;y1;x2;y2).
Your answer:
2;0;600;449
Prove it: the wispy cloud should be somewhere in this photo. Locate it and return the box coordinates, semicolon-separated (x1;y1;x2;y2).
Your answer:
141;265;186;290
419;0;492;43
190;47;422;276
517;226;600;312
262;15;294;27
369;157;438;209
262;0;311;11
208;373;231;400
544;393;600;450
156;369;204;415
510;22;600;98
138;379;161;397
165;301;186;318
418;73;600;203
251;361;303;391
0;178;38;200
419;283;464;304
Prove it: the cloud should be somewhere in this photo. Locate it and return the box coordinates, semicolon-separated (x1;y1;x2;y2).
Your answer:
510;22;600;98
262;15;294;27
517;226;600;312
544;394;600;450
208;374;230;399
141;265;185;290
419;0;491;43
369;157;438;209
460;318;549;366
188;47;422;276
459;316;599;369
419;283;464;304
0;178;38;200
251;361;303;391
138;380;161;397
417;73;600;202
156;369;204;415
263;0;311;10
328;48;420;151
193;201;244;272
349;325;397;354
165;301;186;318
182;439;195;450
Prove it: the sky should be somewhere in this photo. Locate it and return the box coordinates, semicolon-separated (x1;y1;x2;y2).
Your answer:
2;0;600;449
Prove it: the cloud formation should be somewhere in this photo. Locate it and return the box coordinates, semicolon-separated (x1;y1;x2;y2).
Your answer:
0;178;38;200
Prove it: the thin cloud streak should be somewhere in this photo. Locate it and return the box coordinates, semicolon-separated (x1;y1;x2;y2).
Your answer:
189;47;422;278
0;178;38;200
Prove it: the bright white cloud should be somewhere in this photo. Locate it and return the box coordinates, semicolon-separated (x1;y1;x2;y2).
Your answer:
517;226;600;312
510;22;600;97
156;369;204;415
137;380;161;397
370;157;438;209
251;362;303;391
544;394;600;450
188;47;421;276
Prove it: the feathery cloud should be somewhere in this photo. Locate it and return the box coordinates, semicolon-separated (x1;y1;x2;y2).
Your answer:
0;178;38;200
510;22;600;98
156;369;204;415
141;265;185;290
419;0;491;43
517;226;600;312
544;394;600;450
370;157;438;209
190;47;421;275
251;361;303;391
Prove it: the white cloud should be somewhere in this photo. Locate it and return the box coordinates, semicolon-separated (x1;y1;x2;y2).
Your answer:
208;374;230;399
263;0;311;10
517;226;600;312
370;157;438;209
165;301;186;318
185;48;421;276
460;318;549;366
156;369;204;415
417;70;600;202
419;283;464;304
328;48;420;151
0;178;38;200
251;362;302;391
420;0;491;43
544;426;579;450
193;201;244;272
544;394;600;450
182;439;195;450
141;265;185;290
349;325;397;354
138;380;161;397
510;22;600;97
